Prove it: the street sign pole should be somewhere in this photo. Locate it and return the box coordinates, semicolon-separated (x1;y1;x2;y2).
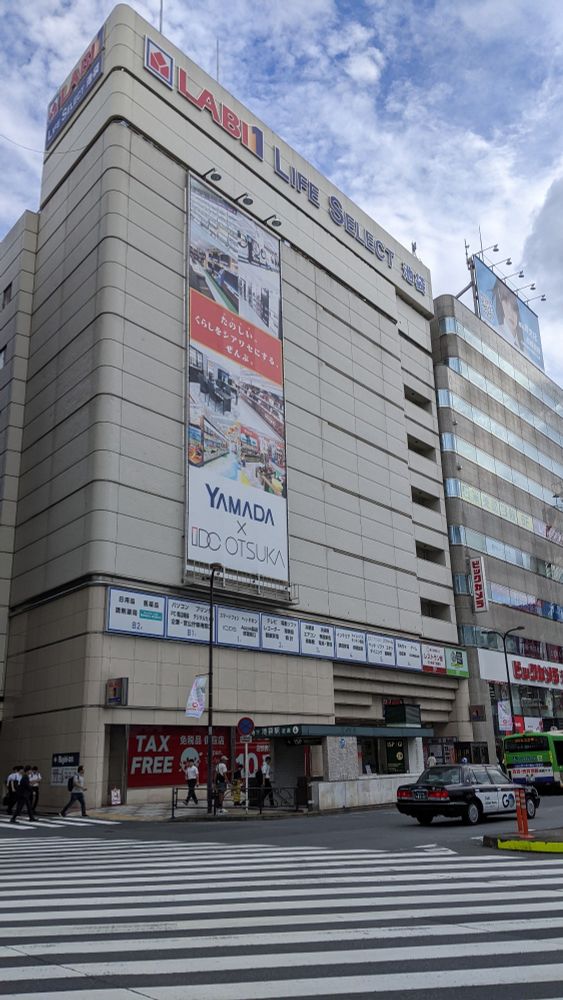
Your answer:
237;717;255;815
245;740;249;814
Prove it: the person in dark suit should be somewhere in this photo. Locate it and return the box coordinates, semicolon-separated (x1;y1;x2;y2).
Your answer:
10;766;36;823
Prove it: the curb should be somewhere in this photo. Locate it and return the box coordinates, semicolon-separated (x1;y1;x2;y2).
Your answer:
483;833;563;853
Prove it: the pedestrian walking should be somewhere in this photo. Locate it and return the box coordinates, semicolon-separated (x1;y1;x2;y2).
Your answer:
426;753;437;768
262;755;274;807
29;765;42;812
5;766;23;815
10;766;36;824
60;765;88;817
185;760;199;806
215;755;228;814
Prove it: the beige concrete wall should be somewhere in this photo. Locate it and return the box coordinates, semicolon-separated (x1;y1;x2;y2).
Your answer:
1;583;335;807
0;211;38;712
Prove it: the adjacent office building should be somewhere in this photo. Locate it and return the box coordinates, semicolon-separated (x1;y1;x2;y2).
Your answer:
432;256;563;763
0;5;471;806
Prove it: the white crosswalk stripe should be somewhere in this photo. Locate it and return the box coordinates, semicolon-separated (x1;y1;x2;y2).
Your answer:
1;838;563;998
0;814;120;831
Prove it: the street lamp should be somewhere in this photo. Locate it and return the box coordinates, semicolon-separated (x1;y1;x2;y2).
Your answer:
483;626;524;734
207;562;223;814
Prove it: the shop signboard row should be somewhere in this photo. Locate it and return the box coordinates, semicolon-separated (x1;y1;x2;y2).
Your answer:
127;724;271;788
107;586;468;678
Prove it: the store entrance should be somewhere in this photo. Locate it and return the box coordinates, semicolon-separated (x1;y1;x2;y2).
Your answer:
358;738;379;774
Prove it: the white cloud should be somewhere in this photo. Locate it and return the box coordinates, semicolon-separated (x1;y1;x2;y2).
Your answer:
0;0;562;385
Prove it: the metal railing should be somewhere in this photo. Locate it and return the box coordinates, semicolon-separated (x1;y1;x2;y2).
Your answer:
171;783;305;819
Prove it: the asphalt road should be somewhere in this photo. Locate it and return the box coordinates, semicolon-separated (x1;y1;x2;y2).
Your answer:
4;790;561;850
2;796;563;998
146;791;563;852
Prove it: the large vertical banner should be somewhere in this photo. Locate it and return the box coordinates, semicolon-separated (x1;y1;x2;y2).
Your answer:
186;177;288;584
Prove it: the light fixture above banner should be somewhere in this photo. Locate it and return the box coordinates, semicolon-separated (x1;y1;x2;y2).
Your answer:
264;214;282;228
235;193;254;206
203;167;222;182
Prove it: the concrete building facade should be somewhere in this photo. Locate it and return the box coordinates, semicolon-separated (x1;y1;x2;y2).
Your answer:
0;5;470;807
432;283;563;763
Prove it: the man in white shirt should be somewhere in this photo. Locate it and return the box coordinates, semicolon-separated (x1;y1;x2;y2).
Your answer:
215;756;228;814
185;761;199;806
29;766;42;812
60;766;88;817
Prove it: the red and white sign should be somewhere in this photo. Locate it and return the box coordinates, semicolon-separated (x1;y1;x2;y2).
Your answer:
422;644;447;674
127;725;229;788
234;737;271;777
143;37;264;160
512;659;563;688
470;557;489;612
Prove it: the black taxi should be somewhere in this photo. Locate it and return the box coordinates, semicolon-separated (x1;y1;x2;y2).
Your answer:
396;763;540;826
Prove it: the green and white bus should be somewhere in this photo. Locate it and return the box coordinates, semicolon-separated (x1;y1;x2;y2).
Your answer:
503;731;563;788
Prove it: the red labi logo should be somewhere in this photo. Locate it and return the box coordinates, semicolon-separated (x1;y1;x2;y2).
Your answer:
150;50;170;80
145;38;174;88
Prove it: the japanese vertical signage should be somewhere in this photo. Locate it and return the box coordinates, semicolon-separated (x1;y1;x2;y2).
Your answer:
186;177;289;585
46;28;104;148
470;556;489;612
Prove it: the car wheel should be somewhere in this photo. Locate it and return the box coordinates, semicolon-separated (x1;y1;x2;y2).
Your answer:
526;797;536;819
416;813;433;826
463;799;482;825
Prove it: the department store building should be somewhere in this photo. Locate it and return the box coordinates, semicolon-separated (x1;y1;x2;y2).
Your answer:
0;5;471;806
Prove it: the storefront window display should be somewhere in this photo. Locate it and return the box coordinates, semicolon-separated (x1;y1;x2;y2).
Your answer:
514;685;553;719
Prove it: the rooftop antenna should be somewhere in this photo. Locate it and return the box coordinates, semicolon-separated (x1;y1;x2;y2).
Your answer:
455;239;474;298
159;0;163;33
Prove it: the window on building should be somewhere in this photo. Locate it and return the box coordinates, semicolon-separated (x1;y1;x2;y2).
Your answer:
0;347;5;370
2;283;12;308
411;486;440;512
420;599;451;622
404;385;432;412
452;573;469;594
416;542;445;565
407;435;436;461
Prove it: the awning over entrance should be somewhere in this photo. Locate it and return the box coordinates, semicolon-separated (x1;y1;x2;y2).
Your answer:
253;723;434;739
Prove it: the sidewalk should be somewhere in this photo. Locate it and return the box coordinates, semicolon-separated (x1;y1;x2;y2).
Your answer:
54;802;309;823
483;827;563;853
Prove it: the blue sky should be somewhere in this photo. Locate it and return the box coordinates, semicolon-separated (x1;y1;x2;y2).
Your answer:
1;0;562;383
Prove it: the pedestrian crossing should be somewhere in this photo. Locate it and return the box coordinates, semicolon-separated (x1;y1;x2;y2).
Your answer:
2;839;563;998
0;813;120;831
